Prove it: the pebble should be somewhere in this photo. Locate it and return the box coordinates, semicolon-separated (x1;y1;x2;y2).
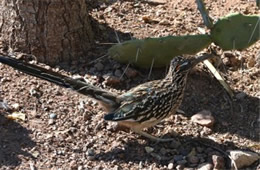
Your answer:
176;164;184;170
139;161;143;169
160;147;167;155
145;146;154;153
200;126;213;136
247;57;256;68
49;113;57;119
86;149;96;161
223;52;240;67
11;103;20;110
235;92;247;100
177;160;187;165
125;67;138;78
191;110;215;127
113;165;121;170
174;155;184;162
180;147;191;156
0;101;10;110
197;163;213;170
86;148;95;156
228;150;260;169
196;147;204;153
103;75;121;86
188;155;199;164
94;62;104;71
168;163;174;169
89;67;96;73
187;147;196;157
212;154;225;170
48;119;55;125
170;140;181;149
114;69;122;77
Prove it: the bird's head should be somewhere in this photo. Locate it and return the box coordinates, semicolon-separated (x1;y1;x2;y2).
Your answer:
168;54;215;76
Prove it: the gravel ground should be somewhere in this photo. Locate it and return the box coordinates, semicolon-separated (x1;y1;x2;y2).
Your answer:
0;0;259;169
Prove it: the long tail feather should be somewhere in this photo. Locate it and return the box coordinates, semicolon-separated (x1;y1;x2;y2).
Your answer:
0;55;119;110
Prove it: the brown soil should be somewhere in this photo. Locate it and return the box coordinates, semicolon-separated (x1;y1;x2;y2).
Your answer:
0;0;259;169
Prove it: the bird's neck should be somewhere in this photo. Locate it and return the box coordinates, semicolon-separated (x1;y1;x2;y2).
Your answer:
166;70;188;87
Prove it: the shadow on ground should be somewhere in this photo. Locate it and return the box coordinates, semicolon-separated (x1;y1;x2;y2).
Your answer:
95;134;241;168
0;111;35;167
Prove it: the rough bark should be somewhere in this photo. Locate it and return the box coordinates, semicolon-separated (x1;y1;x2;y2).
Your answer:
0;0;94;65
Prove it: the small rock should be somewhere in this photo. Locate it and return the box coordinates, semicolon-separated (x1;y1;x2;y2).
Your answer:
103;75;121;86
139;161;143;169
89;67;96;73
11;103;20;110
86;148;95;156
196;147;204;153
0;101;10;110
145;146;154;153
49;113;57;119
176;164;184;170
228;150;260;169
29;162;36;170
125;67;138;78
113;165;121;170
235;92;247;100
197;163;213;170
168;162;174;169
200;126;213;136
177;160;187;165
247;57;256;68
212;155;225;170
187;148;197;157
174;155;184;162
29;88;38;97
188;155;199;164
170;140;181;149
160;147;167;155
94;62;104;71
48;119;55;125
223;52;240;67
191;110;215;127
180;147;191;156
150;152;163;160
159;19;171;25
114;69;122;77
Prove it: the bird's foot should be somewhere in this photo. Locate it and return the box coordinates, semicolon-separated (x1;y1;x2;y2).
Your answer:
132;128;174;143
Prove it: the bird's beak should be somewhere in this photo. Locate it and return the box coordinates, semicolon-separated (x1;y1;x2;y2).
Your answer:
190;54;216;68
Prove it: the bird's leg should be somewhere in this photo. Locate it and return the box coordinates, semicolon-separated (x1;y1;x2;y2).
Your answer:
131;128;174;142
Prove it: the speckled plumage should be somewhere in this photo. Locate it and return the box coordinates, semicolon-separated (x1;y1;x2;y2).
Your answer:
0;54;214;141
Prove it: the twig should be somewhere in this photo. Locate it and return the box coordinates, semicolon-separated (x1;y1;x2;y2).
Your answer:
87;54;108;66
195;0;214;29
203;59;234;97
148;58;155;80
120;63;130;80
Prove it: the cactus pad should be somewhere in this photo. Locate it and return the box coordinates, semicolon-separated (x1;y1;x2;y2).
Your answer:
211;13;260;50
109;34;211;68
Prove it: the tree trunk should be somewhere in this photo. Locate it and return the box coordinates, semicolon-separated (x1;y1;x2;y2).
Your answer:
0;0;94;65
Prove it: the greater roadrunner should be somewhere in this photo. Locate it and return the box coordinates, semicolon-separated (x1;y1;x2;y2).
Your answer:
0;54;214;142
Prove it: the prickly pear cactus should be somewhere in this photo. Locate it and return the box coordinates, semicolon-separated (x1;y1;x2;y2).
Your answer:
211;13;260;50
109;34;211;68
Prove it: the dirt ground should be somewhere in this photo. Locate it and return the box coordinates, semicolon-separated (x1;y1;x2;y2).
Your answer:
0;0;259;169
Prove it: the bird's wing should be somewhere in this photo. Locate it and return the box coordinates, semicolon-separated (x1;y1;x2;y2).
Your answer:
105;80;163;121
